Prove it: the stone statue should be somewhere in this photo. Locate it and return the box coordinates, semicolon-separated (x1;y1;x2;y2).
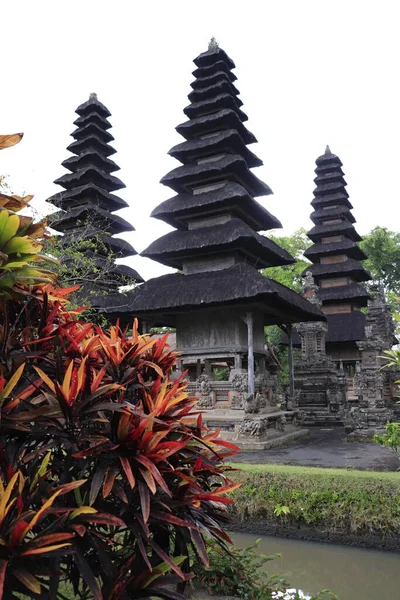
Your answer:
244;393;260;414
196;374;213;409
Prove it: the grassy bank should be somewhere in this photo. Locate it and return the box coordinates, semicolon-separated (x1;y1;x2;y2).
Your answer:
230;464;400;536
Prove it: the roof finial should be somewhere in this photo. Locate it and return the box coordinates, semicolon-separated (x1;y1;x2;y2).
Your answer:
208;37;219;51
89;92;98;100
325;145;331;155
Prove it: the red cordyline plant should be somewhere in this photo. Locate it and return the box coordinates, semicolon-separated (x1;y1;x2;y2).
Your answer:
0;133;240;598
0;285;241;599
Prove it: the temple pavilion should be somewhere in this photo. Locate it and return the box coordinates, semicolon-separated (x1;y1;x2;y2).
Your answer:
105;40;324;409
47;94;142;298
301;147;371;386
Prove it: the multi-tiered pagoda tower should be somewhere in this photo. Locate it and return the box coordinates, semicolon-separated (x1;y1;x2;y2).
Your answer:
107;41;323;412
303;147;371;375
47;94;142;299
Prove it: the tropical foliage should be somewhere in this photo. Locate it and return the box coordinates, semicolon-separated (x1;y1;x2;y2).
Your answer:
0;134;57;298
263;228;310;292
0;135;240;599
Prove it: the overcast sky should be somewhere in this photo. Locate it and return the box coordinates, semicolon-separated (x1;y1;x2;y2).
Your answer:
2;0;399;280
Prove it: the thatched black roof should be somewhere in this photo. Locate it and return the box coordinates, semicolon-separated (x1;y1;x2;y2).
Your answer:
188;78;240;104
194;47;235;69
135;43;306;328
307;221;362;242
54;166;125;193
142;218;294;269
101;263;324;326
325;312;367;343
302;258;371;282
151;182;281;231
46;94;141;288
49;205;134;235
76;95;111;118
183;93;248;121
313;181;349;198
310;205;355;224
168;129;262;168
161;154;271;197
176;109;256;144
62;150;120;174
311;192;353;209
191;71;240;93
192;60;237;82
47;183;129;212
304;239;367;261
67;135;116;157
317;283;370;305
71;122;114;144
73;112;112;130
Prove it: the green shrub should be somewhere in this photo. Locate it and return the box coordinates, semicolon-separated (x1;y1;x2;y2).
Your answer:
230;465;400;535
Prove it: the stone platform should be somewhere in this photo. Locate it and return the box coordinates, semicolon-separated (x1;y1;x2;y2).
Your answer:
197;409;308;452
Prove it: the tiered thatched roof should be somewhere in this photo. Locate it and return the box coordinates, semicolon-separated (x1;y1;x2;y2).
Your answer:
104;43;324;325
47;94;143;289
303;146;371;343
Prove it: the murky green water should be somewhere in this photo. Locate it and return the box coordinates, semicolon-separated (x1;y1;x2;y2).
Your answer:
233;532;400;600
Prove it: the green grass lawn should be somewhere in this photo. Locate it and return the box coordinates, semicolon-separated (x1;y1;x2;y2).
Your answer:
231;462;400;480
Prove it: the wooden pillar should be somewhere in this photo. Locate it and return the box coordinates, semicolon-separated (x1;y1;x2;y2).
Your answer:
287;323;295;399
246;312;255;397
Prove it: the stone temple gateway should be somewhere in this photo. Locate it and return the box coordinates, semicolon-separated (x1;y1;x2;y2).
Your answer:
106;41;325;442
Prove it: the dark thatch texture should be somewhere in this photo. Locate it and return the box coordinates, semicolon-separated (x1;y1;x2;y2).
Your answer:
183;93;248;121
188;78;240;104
307;221;362;242
54;166;125;193
313;181;349;197
47;183;129;212
304;239;367;261
311;192;353;209
160;154;271;197
71;122;114;143
190;71;241;94
50;205;134;235
67;135;116;157
192;60;237;81
324;311;367;343
317;283;370;304
62;151;120;174
193;47;235;69
310;205;355;224
142;217;294;269
168;129;262;168
76;96;111;118
302;258;371;282
73;112;112;130
176;109;256;144
101;263;325;325
151;182;281;231
47;94;141;290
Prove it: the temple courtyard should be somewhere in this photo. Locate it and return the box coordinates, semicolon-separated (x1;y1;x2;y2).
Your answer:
230;427;400;471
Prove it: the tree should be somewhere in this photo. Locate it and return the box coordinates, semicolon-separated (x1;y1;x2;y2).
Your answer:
263;228;311;292
360;226;400;296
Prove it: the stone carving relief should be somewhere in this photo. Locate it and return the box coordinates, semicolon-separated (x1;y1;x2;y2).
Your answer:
196;374;213;409
231;373;248;392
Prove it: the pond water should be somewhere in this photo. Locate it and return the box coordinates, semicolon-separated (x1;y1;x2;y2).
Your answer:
233;532;400;600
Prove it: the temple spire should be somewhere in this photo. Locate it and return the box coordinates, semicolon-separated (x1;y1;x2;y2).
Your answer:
46;95;143;297
303;147;371;348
